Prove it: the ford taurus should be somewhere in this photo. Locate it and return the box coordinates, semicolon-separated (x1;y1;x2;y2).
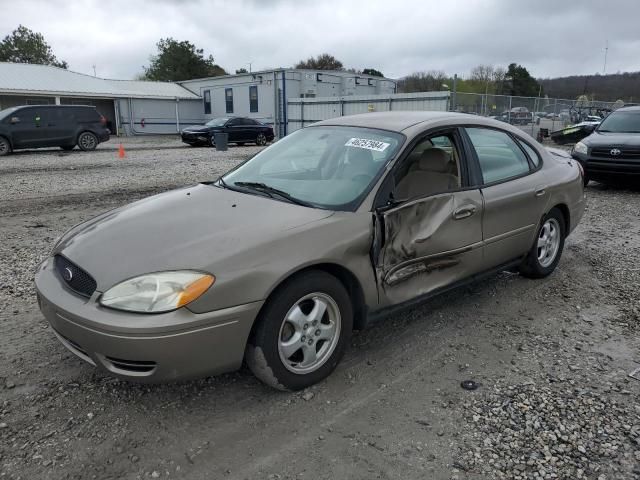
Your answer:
35;112;585;390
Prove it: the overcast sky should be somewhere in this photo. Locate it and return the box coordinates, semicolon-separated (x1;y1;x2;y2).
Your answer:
1;0;638;80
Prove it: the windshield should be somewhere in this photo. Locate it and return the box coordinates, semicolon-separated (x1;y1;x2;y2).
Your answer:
597;111;640;133
221;126;404;210
205;117;230;127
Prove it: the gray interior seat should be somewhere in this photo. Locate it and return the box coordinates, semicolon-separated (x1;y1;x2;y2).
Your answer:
340;147;375;180
396;148;459;199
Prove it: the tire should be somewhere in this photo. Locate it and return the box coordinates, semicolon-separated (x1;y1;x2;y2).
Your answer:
209;135;216;147
77;132;98;151
0;136;11;156
61;145;74;151
519;207;566;279
256;133;267;146
245;271;353;391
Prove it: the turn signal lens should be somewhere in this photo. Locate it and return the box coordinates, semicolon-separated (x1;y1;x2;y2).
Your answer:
177;275;215;307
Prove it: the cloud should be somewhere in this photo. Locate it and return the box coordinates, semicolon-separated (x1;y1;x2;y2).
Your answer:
0;0;637;80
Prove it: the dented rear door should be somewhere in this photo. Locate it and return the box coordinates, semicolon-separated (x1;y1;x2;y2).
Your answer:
375;189;484;307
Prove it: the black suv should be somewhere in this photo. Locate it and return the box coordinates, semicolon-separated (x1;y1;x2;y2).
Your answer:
571;106;640;185
0;105;110;156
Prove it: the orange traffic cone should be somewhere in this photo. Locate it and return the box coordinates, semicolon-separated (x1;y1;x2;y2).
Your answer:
118;143;125;159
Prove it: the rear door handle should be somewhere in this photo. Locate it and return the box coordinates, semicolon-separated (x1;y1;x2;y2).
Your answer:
535;187;547;197
453;205;477;220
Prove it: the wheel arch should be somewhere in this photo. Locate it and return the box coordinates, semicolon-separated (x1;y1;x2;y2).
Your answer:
0;134;12;148
550;203;570;237
250;263;368;341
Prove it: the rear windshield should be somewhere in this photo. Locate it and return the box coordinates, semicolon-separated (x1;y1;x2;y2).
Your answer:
598;111;640;133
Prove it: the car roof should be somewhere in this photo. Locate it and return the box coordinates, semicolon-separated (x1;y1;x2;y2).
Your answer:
614;106;640;113
311;111;521;134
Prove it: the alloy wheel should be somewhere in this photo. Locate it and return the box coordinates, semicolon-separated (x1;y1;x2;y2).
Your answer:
79;133;97;150
537;218;561;268
278;292;341;374
256;133;267;146
0;138;9;155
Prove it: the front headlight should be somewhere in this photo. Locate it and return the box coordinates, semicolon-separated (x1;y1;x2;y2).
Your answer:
100;271;214;313
573;142;588;155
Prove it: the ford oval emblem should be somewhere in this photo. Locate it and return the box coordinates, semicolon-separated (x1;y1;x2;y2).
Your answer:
63;267;73;282
610;148;622;156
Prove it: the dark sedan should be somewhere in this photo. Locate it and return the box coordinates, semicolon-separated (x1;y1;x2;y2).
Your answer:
571;106;640;185
181;117;274;147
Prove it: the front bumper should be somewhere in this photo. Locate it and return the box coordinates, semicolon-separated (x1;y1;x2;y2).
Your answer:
181;133;210;145
35;257;262;382
572;151;640;178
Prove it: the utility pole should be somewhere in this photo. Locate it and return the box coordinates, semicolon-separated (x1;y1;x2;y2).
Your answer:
603;40;609;74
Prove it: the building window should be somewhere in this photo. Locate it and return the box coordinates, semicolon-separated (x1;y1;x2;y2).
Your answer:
225;88;233;114
249;85;258;113
203;90;211;114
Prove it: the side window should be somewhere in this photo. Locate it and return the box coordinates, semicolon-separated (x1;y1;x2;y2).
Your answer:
52;108;75;123
394;132;462;200
225;88;233;114
517;139;541;168
11;108;45;126
466;128;531;184
203;90;211;114
249;86;258;113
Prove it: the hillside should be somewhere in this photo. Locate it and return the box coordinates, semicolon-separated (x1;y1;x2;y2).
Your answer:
539;72;640;102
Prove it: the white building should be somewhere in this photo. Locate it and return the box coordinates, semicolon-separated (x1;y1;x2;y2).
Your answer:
0;63;397;136
180;69;397;136
0;62;203;135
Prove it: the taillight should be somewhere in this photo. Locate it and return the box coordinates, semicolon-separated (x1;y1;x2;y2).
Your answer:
99;115;107;125
576;161;584;178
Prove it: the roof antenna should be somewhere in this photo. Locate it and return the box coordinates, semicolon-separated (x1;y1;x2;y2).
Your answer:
603;40;608;74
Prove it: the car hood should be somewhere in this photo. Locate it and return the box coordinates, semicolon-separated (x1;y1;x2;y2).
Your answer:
182;126;214;133
55;184;333;291
583;131;640;146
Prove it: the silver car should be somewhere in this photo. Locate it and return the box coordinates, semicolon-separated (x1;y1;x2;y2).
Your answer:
35;112;586;390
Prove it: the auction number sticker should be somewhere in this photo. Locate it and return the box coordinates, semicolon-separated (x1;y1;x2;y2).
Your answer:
345;137;390;152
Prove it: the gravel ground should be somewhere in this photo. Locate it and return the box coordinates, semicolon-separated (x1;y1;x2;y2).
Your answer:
0;140;639;480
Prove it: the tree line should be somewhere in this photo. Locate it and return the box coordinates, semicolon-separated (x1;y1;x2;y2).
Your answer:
1;25;637;102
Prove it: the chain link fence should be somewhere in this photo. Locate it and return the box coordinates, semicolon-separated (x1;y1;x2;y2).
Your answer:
452;92;627;142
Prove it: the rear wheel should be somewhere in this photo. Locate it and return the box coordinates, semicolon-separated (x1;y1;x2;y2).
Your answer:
256;133;267;146
0;136;11;156
519;208;566;278
245;271;353;391
77;132;98;151
209;135;216;147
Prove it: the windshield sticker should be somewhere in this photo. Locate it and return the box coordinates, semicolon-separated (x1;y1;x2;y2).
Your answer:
345;138;390;152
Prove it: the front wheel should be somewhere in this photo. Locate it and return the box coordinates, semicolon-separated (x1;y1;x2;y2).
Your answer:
519;208;566;278
245;271;353;391
256;133;267;146
77;132;98;151
0;136;11;156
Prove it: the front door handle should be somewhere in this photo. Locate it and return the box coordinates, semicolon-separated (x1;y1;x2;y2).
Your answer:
453;205;477;220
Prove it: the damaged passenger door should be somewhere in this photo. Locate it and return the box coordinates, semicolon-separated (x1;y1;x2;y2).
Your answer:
373;129;485;307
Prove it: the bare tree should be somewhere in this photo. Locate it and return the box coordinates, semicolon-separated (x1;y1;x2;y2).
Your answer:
397;70;449;93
